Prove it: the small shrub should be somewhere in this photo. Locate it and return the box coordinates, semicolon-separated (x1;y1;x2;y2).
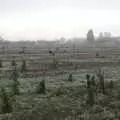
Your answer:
11;66;19;81
0;59;3;68
87;87;95;106
101;56;105;58
99;74;105;94
54;87;63;96
96;52;99;57
68;74;73;82
0;88;12;113
54;88;62;97
52;58;58;69
21;60;27;73
86;74;91;88
91;75;96;87
11;67;20;95
36;80;46;94
96;69;105;94
109;80;114;89
86;74;95;106
11;60;16;66
48;87;64;98
108;80;114;94
11;80;20;95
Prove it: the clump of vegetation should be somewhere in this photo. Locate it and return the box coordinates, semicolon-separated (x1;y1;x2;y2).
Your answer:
96;52;99;57
86;74;95;106
11;59;16;66
11;66;19;80
0;88;12;113
86;74;91;88
91;75;96;87
36;80;46;94
49;50;58;69
54;88;63;96
12;79;20;95
68;73;73;82
0;59;3;68
85;69;115;106
101;56;105;58
109;80;114;92
87;87;95;106
49;50;55;56
11;66;20;95
49;87;64;98
52;58;58;68
96;69;105;94
21;59;27;73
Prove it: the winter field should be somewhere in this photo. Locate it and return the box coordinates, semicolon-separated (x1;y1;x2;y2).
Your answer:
0;42;120;120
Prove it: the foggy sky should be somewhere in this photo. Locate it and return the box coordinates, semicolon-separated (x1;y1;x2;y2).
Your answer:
0;0;120;40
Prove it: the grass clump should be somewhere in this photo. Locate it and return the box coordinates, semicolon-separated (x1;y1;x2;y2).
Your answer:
11;66;20;95
21;59;27;73
0;88;12;114
36;80;46;94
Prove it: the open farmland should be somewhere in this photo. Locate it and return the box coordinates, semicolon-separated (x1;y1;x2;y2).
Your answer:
0;40;120;119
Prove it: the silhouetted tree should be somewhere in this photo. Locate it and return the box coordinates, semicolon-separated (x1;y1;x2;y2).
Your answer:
87;29;95;43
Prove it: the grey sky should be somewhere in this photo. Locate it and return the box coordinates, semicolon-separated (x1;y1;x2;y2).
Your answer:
0;0;120;40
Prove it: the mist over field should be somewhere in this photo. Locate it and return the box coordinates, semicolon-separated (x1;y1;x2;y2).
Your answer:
0;0;120;120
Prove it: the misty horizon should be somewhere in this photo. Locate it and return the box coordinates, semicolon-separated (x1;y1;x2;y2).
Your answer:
0;0;120;40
